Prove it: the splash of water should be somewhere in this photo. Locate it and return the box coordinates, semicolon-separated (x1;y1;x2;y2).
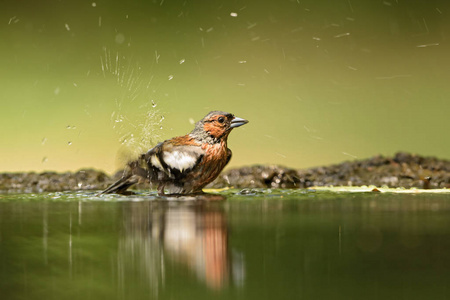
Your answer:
101;49;164;167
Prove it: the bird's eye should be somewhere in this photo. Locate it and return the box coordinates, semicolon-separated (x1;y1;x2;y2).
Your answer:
217;117;225;123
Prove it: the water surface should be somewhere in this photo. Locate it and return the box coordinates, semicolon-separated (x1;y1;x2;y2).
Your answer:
1;190;450;300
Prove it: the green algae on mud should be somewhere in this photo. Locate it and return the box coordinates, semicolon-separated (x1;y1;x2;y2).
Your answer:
308;186;450;194
1;186;449;204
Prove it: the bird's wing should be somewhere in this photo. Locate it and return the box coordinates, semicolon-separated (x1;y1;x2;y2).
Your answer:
144;141;204;178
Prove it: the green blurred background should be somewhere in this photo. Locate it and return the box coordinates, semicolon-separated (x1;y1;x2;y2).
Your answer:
1;0;449;174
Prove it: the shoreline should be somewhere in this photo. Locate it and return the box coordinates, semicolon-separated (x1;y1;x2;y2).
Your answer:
1;152;449;193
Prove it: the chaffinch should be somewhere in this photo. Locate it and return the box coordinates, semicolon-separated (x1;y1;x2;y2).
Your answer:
101;111;248;195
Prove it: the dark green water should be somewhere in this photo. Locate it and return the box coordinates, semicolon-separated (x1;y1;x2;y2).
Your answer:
1;190;450;300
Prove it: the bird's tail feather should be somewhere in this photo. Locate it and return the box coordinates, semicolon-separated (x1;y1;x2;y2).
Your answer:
100;158;151;195
100;173;139;195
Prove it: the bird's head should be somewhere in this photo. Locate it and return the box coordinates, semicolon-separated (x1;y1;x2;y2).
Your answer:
190;111;248;144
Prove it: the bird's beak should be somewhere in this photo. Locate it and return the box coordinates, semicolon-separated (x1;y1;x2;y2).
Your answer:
230;116;249;128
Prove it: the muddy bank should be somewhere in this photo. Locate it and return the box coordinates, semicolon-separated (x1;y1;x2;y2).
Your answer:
1;152;449;193
210;152;450;190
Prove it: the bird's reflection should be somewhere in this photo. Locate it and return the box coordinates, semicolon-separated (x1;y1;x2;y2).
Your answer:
118;200;240;294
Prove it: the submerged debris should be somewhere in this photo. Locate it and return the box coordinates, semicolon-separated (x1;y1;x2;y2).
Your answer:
0;152;449;193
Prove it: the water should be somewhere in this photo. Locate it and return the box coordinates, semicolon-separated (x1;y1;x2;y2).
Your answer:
1;190;450;300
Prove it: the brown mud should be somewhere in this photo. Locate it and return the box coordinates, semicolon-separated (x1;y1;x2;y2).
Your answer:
1;152;449;193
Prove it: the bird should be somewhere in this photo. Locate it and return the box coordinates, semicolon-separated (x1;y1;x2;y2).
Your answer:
101;111;248;196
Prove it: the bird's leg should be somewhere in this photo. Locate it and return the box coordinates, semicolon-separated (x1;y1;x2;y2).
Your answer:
157;183;165;196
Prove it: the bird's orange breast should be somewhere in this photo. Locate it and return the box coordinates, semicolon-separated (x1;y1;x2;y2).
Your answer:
190;141;229;190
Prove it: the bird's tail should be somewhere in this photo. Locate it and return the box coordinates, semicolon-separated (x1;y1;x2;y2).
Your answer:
100;159;148;195
99;173;139;195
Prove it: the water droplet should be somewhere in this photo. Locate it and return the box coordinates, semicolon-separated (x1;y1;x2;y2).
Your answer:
159;126;163;130
168;75;174;80
42;157;48;163
188;118;195;124
54;87;60;95
68;141;72;146
230;12;238;17
115;33;125;44
179;59;185;64
91;2;96;7
160;116;165;122
334;32;350;38
151;100;157;107
238;60;247;64
8;16;19;25
66;125;71;129
65;23;70;31
73;82;78;87
41;138;47;145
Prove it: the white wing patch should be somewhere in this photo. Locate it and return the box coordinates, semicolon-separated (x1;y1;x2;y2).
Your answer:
150;155;164;171
162;150;198;172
